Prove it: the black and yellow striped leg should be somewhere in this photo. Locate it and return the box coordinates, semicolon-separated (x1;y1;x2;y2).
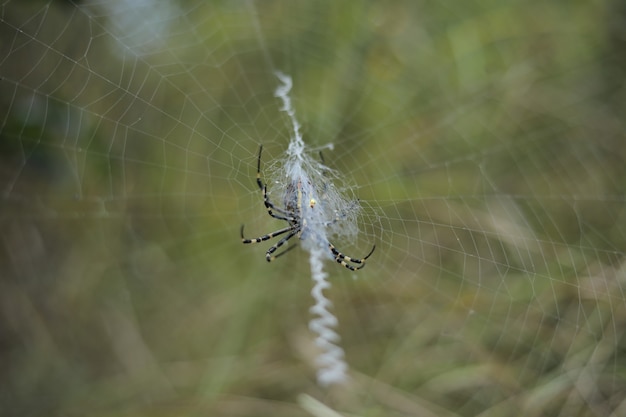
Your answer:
265;230;299;262
254;145;298;223
262;185;297;222
329;243;376;271
241;224;294;244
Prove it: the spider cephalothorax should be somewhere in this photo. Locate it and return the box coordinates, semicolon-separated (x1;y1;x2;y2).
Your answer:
240;145;375;271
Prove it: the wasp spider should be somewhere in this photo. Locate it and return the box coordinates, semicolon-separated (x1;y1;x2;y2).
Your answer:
240;145;375;271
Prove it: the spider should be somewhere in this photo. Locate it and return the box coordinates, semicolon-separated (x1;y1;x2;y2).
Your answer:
240;145;375;271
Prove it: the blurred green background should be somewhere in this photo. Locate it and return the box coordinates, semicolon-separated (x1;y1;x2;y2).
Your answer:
1;0;626;416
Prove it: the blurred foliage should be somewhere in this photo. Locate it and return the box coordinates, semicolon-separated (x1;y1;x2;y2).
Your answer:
1;0;626;416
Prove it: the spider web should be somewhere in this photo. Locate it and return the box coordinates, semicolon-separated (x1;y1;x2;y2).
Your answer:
2;0;626;416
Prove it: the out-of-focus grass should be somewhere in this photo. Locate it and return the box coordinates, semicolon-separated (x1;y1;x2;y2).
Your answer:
1;0;626;416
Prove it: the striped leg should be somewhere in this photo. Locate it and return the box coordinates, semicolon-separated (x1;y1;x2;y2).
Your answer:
240;224;294;244
329;243;376;271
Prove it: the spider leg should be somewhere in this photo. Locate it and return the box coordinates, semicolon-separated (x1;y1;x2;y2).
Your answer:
329;243;376;271
266;229;299;262
241;224;295;244
254;145;298;222
255;144;264;191
262;185;298;222
270;241;298;260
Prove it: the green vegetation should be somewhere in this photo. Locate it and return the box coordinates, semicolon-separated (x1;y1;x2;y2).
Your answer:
1;0;625;416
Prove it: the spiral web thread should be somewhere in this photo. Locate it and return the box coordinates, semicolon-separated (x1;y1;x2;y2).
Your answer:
274;72;348;386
